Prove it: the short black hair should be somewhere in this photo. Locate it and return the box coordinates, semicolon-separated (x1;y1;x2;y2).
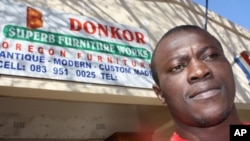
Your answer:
150;25;222;84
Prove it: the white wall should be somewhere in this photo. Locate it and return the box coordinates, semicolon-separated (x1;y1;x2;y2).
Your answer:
0;0;249;139
0;97;140;139
2;0;248;105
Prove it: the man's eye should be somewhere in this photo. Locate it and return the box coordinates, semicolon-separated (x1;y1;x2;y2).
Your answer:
169;64;185;72
204;53;219;61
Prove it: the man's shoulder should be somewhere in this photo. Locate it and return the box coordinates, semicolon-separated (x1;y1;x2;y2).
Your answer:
170;132;189;141
243;122;250;125
170;123;250;141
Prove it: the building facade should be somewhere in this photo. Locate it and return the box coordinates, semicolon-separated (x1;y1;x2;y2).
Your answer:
0;0;249;140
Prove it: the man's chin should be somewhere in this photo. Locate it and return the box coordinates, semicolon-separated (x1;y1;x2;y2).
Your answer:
193;109;231;128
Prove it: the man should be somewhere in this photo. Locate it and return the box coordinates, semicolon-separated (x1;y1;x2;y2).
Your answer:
151;25;242;141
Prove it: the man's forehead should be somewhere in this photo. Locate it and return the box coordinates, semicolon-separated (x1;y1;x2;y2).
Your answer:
155;29;222;57
166;28;209;39
159;29;215;47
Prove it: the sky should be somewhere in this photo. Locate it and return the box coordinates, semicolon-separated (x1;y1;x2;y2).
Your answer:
192;0;250;31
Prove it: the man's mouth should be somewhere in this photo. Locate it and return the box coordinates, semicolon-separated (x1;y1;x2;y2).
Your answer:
189;88;221;100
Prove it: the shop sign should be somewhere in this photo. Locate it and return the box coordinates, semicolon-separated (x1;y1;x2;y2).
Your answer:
0;0;154;88
234;51;250;85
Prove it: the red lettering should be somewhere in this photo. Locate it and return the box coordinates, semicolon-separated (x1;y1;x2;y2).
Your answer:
48;48;54;55
2;42;9;49
68;18;147;45
69;18;82;31
116;58;120;64
132;61;136;67
77;52;81;59
123;30;134;41
28;45;33;52
110;27;122;39
60;50;66;57
98;55;103;62
38;47;44;54
107;56;113;63
98;23;108;37
135;32;145;44
123;59;127;65
83;21;96;34
87;54;92;61
16;43;21;50
140;62;145;68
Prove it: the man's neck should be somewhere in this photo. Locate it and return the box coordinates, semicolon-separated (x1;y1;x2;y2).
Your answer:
174;105;241;141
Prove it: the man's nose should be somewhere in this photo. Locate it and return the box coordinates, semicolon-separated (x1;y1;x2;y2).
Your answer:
187;59;212;83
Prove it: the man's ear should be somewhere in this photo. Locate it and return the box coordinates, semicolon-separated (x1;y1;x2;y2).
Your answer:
152;84;166;104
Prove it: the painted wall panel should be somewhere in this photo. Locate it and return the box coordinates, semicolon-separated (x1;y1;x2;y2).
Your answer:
0;0;249;105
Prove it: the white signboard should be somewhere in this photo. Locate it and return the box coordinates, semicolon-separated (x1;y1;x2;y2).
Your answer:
0;0;154;88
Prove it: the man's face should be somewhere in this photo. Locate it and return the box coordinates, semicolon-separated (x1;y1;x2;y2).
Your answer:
153;30;235;127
